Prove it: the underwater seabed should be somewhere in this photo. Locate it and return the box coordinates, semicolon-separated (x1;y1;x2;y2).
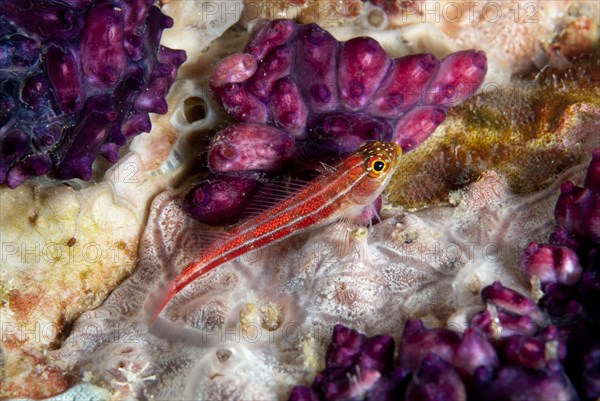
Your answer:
2;1;600;399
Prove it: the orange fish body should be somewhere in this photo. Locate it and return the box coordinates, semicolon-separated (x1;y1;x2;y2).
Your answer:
146;141;401;321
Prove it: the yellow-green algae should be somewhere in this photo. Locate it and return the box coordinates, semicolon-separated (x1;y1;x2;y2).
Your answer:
386;54;600;209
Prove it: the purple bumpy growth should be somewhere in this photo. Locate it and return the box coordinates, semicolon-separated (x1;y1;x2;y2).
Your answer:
289;324;404;401
289;148;600;400
0;0;186;188
185;19;487;225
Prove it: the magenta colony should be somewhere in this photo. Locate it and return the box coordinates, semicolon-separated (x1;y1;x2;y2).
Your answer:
184;19;487;225
1;7;598;401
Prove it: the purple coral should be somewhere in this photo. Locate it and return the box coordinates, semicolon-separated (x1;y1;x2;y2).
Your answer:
0;0;186;188
184;19;487;225
289;148;600;400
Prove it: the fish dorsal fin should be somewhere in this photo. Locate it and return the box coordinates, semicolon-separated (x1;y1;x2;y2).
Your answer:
318;161;337;174
187;227;231;251
162;224;232;280
237;176;314;221
294;140;342;173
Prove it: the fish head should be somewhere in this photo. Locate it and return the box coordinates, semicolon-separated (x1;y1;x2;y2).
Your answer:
345;140;401;206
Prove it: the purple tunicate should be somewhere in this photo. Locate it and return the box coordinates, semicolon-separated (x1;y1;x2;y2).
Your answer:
182;174;261;226
0;92;15;128
555;181;600;244
294;24;339;112
209;53;258;87
398;319;460;372
357;334;395;373
425;50;487;107
81;2;127;88
473;363;578;401
248;46;292;100
44;45;85;114
481;281;546;325
502;327;567;370
121;112;151;139
306;325;397;401
405;354;467;401
555;182;586;235
580;271;600;316
137;47;184;113
288;387;320;401
121;0;152;61
315;368;382;401
337;37;391;111
549;226;583;254
393;106;446;152
367;369;411;401
214;83;268;123
471;306;541;339
133;76;168;114
520;242;583;287
245;19;296;61
0;34;39;69
538;283;586;324
368;54;440;118
6;154;53;188
0;129;33;187
0;2;186;187
325;324;368;369
453;328;499;376
307;112;392;155
0;0;85;41
583;343;600;398
54;100;115;180
208;123;295;173
271;77;309;138
399;319;498;377
21;75;52;110
99;142;120;164
585;149;600;192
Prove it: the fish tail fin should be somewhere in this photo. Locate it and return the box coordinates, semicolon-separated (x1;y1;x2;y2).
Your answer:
144;281;177;323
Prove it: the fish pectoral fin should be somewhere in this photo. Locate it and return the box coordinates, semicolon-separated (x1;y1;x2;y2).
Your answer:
324;217;369;260
324;204;379;260
324;220;353;259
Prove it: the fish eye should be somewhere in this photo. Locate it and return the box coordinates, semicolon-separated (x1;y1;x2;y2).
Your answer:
372;160;385;172
366;156;388;177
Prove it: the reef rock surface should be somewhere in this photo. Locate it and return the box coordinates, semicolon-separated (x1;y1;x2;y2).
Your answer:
2;2;600;399
49;151;595;400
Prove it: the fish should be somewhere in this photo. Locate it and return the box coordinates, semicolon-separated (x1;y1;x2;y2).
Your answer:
145;140;401;321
